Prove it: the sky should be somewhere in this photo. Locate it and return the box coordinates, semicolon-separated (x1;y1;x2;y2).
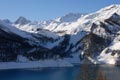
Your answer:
0;0;119;21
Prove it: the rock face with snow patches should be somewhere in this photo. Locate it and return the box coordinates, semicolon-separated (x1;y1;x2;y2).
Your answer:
0;4;120;65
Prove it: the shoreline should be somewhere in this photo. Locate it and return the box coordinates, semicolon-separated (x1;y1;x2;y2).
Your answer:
0;59;116;70
0;59;74;70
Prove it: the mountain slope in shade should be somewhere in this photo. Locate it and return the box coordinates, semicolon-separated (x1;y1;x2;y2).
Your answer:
0;4;120;65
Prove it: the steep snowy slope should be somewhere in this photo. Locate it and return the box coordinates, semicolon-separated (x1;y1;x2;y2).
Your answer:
98;35;120;64
68;4;120;64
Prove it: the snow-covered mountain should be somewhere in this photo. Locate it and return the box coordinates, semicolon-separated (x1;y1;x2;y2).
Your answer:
0;4;120;66
12;13;83;35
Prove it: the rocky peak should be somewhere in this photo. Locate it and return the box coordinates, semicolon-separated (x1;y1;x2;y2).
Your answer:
15;16;31;25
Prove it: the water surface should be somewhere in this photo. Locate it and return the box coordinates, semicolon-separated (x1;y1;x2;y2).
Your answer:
0;65;120;80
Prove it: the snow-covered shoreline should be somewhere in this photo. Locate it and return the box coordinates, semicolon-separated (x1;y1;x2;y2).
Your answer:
0;59;74;70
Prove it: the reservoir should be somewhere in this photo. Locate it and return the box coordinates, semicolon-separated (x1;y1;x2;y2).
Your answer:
0;64;119;80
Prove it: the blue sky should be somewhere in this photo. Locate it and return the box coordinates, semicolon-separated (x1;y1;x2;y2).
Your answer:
0;0;119;21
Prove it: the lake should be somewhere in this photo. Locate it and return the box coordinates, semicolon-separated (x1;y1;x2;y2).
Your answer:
0;64;120;80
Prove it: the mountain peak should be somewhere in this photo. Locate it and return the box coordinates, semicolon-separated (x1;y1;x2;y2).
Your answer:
15;16;31;25
55;13;83;22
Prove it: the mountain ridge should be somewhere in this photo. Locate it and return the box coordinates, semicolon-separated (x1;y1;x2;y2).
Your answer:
0;4;120;65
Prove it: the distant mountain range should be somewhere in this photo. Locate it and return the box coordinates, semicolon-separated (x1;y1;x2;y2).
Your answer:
0;4;120;65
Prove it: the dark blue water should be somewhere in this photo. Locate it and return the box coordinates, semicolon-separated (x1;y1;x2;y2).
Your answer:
0;65;120;80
